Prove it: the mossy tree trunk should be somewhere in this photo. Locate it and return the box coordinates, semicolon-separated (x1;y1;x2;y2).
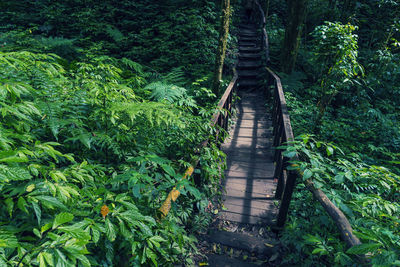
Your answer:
212;0;231;94
281;0;307;74
264;0;270;18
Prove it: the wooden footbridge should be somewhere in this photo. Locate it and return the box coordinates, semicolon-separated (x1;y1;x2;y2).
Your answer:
159;1;363;265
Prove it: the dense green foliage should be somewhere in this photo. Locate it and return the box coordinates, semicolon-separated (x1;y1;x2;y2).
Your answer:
0;50;228;266
0;0;240;265
266;0;400;265
1;0;399;265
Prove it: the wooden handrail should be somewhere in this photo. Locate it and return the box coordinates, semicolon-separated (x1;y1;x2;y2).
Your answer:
159;71;238;217
253;0;364;253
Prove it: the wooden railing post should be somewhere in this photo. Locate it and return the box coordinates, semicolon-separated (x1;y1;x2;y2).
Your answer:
276;169;297;227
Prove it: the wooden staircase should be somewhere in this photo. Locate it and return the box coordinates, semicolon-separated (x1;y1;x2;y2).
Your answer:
199;22;280;267
237;25;263;92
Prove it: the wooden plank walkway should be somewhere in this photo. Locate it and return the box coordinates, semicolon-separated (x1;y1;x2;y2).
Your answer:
198;18;282;267
215;20;279;226
219;91;278;225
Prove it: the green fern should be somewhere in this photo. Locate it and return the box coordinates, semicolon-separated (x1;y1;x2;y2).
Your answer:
111;101;183;127
145;81;197;108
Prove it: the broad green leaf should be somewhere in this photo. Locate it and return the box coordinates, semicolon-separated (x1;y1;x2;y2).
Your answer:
5;198;14;217
346;243;382;254
41;223;52;233
42;252;54;266
0;230;18;248
312;248;328;255
33;228;41;238
38;252;46;267
303;169;313;180
76;254;91;267
105;218;116;241
17;197;28;214
31;200;42;225
283;151;297;158
334;174;344;184
91;226;100;243
146;248;158;267
35;195;67;210
303;234;321;244
53;212;74;229
326;146;334;156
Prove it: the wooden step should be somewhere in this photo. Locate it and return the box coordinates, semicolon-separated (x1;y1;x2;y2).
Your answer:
207;231;277;255
227;127;270;138
239;46;262;53
239;53;262;60
239;32;259;38
240;29;258;35
238;41;258;47
222;201;277;219
237;61;261;69
238;70;261;78
240;36;260;41
223;194;275;210
218;210;276;225
238;79;260;88
239;23;257;30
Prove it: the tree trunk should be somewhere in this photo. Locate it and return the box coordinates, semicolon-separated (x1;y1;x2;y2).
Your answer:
264;0;270;18
212;0;231;94
281;0;307;74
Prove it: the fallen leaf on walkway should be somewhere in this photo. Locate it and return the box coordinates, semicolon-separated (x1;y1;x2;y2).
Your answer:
199;263;209;266
264;242;274;247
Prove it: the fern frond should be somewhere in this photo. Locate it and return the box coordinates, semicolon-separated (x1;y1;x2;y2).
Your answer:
145;82;197;108
111;101;183;127
161;67;186;86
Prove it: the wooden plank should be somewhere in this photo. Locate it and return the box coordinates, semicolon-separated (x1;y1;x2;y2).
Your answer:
224;187;274;199
222;143;270;151
224;176;275;183
238;47;262;53
225;170;274;179
234;120;270;128
227;130;271;138
226;161;275;172
225;135;271;143
207;230;276;255
223;149;273;158
237;61;262;68
238;113;269;120
223;202;277;218
218;211;276;225
223;138;271;148
239;29;258;35
224;137;272;146
226;157;273;164
223;196;274;209
224;178;275;190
